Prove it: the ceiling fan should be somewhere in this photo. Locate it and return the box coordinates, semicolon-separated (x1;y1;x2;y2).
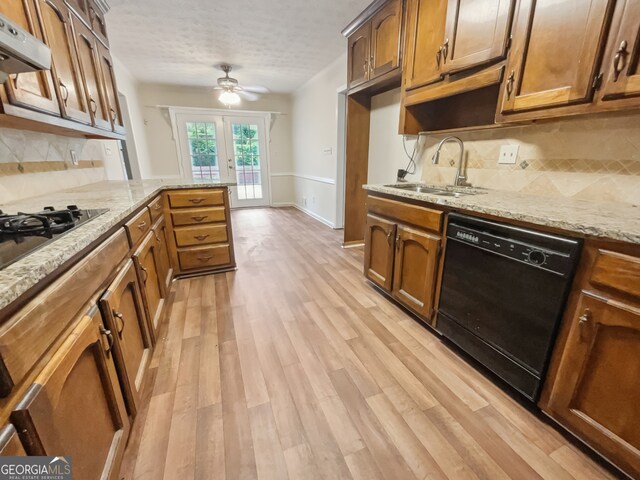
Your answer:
214;64;269;106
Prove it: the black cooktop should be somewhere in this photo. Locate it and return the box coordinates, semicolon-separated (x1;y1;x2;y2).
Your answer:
0;206;109;270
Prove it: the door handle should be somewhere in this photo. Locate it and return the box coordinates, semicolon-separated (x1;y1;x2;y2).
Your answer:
89;97;97;115
228;159;235;170
436;46;443;68
578;308;592;326
140;265;149;284
387;230;394;244
99;326;114;354
113;311;125;336
58;79;69;105
442;38;449;62
505;70;515;100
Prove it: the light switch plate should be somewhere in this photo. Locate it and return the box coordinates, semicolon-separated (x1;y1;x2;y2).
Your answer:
322;147;333;156
498;145;519;165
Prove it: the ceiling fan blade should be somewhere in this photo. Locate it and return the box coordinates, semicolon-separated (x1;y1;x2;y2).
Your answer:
238;91;261;101
242;85;270;94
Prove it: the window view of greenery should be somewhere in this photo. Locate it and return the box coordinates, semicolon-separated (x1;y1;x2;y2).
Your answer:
187;122;219;181
232;123;263;200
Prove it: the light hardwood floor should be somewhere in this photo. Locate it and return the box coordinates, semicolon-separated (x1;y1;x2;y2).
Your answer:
120;207;617;480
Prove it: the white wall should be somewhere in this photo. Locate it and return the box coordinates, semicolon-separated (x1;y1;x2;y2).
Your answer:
135;84;294;203
290;54;347;227
368;88;422;185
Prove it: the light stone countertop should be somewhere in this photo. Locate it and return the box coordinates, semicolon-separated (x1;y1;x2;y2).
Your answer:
364;183;640;244
0;179;236;311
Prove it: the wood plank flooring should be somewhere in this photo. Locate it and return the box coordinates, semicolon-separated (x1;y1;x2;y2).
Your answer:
120;207;617;480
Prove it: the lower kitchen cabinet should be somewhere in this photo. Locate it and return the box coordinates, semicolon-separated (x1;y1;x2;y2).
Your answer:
133;231;166;339
392;225;441;319
543;245;640;478
364;214;396;290
10;307;129;480
152;216;173;293
100;260;152;416
0;424;27;455
364;195;444;325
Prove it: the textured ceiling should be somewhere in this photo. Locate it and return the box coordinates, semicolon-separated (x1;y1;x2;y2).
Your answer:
105;0;371;92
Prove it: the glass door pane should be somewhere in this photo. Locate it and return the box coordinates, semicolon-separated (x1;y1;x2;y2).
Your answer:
186;121;220;181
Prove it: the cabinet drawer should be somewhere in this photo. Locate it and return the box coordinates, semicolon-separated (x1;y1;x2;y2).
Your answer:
168;190;225;209
590;250;640;299
171;207;226;226
174;224;228;248
178;245;231;271
367;195;443;233
147;196;163;222
124;208;152;248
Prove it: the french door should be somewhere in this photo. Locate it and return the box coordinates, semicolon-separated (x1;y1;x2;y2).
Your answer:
176;113;270;208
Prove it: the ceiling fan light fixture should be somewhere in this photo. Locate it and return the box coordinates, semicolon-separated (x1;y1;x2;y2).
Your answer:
219;89;241;106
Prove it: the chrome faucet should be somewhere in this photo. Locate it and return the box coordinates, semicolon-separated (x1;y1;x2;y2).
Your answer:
431;136;471;187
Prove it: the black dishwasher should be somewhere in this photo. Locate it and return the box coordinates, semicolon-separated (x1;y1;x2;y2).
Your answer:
437;213;582;401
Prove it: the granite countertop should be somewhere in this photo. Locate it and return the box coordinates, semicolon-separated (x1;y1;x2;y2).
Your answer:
0;179;236;311
365;183;640;244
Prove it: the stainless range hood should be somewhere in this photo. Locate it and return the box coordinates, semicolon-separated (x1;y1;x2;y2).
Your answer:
0;13;51;84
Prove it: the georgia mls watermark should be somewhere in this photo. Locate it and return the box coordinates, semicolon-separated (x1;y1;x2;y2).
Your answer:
0;456;72;480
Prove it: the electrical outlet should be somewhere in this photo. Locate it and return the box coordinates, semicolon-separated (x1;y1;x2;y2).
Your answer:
498;145;519;165
322;147;332;155
70;150;79;166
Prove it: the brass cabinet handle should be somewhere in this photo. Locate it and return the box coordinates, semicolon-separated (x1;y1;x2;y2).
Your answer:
89;97;98;115
578;308;592;326
137;221;147;231
58;79;69;105
154;203;162;210
442;38;449;62
189;198;205;205
110;108;117;122
436;46;443;68
613;40;628;82
140;265;149;283
191;216;207;222
386;230;394;244
396;235;402;249
99;326;114;353
194;234;210;241
197;256;214;263
113;311;125;336
506;70;515;100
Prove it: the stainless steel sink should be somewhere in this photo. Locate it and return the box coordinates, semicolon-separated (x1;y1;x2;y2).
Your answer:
389;184;483;197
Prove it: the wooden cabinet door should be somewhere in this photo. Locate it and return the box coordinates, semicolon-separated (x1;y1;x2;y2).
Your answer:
133;232;166;339
599;0;640;102
36;0;91;124
403;0;448;89
0;0;60;115
100;260;152;416
500;0;615;115
364;214;396;291
71;14;110;130
64;0;89;23
153;219;173;293
0;424;27;455
392;225;441;320
545;292;640;477
442;0;514;73
88;0;108;46
348;22;371;88
97;43;125;133
370;0;402;79
10;308;130;480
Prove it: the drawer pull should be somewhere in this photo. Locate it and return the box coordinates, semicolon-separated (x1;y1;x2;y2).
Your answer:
189;198;205;205
137;221;147;231
154;203;162;210
192;216;208;222
113;311;125;336
197;256;214;263
578;308;592;326
99;326;114;354
140;265;149;283
194;234;210;241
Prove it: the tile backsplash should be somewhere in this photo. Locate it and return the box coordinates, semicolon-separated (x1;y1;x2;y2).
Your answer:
0;128;108;204
420;112;640;206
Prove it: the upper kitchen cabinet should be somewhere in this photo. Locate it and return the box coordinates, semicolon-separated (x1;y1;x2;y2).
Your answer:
441;0;514;74
597;0;640;107
345;0;404;92
498;0;616;120
36;0;92;125
0;0;125;139
0;0;61;116
370;0;403;78
403;0;448;90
